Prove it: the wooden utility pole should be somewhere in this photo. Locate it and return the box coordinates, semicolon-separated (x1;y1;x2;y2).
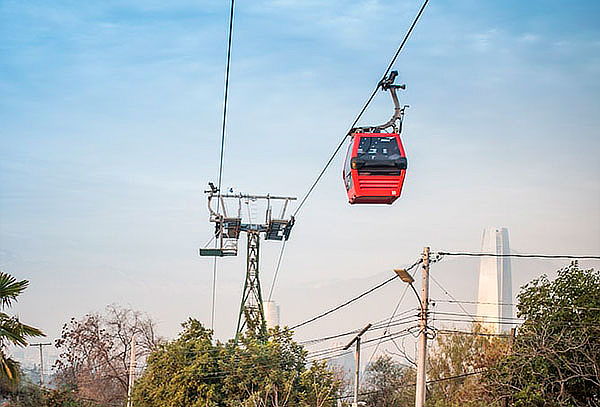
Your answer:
415;247;430;407
29;343;51;386
343;323;372;407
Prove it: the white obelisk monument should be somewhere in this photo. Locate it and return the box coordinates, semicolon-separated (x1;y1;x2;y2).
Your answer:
476;227;512;333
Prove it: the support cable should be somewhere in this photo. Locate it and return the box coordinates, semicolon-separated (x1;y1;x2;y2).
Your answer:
292;0;430;217
267;240;287;301
211;0;236;331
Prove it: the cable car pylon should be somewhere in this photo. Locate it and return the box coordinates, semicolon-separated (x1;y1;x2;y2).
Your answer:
200;183;296;340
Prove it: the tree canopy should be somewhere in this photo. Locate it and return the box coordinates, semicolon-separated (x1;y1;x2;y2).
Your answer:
132;319;341;407
0;272;44;385
53;304;162;406
486;263;600;406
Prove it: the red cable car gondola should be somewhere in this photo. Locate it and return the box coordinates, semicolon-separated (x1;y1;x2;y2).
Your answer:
343;71;409;205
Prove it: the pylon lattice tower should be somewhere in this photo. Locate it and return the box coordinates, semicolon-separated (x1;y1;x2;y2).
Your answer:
200;183;295;339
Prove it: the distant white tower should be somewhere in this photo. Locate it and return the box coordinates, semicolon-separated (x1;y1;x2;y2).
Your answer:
263;301;280;329
476;227;512;333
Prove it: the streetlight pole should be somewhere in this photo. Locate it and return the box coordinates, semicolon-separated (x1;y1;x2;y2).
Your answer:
343;323;372;407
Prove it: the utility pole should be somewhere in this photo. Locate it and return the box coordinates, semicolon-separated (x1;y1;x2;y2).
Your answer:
127;335;136;407
343;323;371;407
415;247;430;407
29;342;51;386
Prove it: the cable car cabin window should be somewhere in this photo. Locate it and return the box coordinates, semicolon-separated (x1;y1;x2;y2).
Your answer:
354;136;406;175
344;142;353;176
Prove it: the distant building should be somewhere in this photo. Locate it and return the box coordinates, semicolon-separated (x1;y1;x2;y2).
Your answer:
325;343;354;380
263;300;280;329
476;227;512;333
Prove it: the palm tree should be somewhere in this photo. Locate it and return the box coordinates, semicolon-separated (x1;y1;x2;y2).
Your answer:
0;272;44;383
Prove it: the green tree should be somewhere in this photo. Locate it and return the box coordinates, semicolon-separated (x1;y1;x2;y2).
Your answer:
7;380;92;407
485;263;600;406
363;354;415;407
132;319;341;406
427;327;508;407
0;272;44;384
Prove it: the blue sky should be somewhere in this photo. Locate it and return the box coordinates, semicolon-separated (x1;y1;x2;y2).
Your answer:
1;0;599;358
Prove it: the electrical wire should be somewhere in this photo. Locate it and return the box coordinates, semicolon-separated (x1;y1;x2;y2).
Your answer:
300;311;418;346
429;273;476;323
436;251;600;260
329;370;484;401
210;0;237;332
284;259;421;332
292;0;430;217
434;329;512;338
433;298;600;312
365;266;416;367
152;327;418;381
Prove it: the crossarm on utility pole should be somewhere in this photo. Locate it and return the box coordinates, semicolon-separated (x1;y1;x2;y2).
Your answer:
29;342;52;387
343;323;372;407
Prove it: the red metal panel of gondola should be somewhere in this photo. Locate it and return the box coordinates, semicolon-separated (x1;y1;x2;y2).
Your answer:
343;71;409;205
344;132;407;204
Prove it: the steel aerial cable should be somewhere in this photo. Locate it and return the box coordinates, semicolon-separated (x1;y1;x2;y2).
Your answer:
292;0;430;217
267;239;287;302
211;0;237;332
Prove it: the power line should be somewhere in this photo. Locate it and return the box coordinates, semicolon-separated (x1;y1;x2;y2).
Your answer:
433;298;600;312
286;259;422;332
330;370;484;401
365;268;416;367
433;311;524;321
303;317;419;351
300;312;418;346
434;329;511;338
292;0;430;217
436;251;600;260
307;327;418;361
429;273;476;324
